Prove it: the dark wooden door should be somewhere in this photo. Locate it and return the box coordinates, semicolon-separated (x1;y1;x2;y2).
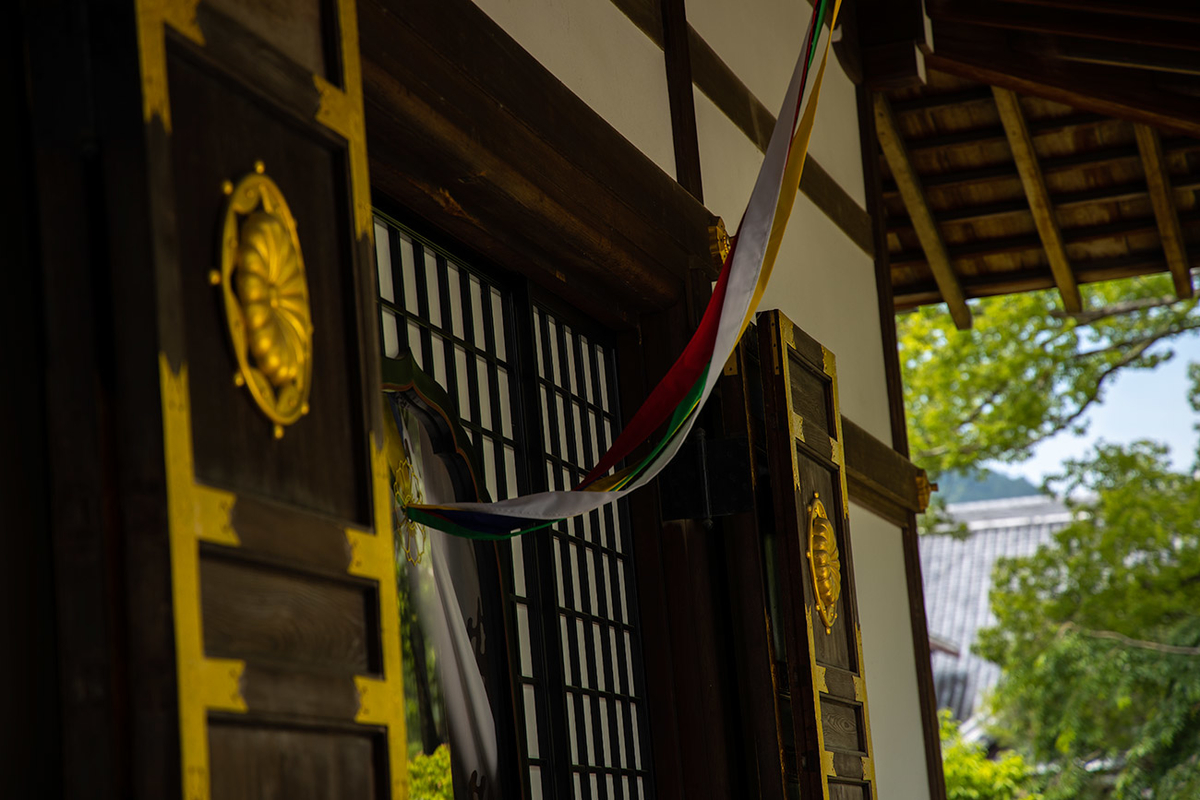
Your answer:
757;310;879;800
134;1;406;797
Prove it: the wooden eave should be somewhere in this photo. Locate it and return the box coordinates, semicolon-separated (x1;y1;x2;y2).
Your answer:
359;0;718;333
874;1;1200;315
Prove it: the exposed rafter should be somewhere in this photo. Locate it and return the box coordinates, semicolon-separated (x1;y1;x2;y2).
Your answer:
929;0;1200;54
902;111;1106;153
873;93;973;329
1047;35;1200;79
881;138;1200;195
992;86;1083;312
1134;123;1195;298
925;28;1200;139
895;253;1200;309
993;0;1200;26
887;175;1200;233
889;211;1200;269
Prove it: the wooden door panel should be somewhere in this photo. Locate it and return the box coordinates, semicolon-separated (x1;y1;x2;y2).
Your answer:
199;555;381;674
829;783;867;800
759;310;877;800
135;0;403;797
793;450;855;673
821;698;866;753
204;0;335;78
168;49;369;525
226;495;356;571
208;723;383;800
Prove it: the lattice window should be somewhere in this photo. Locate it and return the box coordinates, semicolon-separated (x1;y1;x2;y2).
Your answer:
373;213;653;799
532;306;650;800
374;217;519;502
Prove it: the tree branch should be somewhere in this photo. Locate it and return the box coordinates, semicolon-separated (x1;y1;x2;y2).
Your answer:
917;441;982;461
1050;295;1185;325
908;309;1200;471
1060;622;1200;656
1075;322;1200;360
1044;338;1155;429
916;336;1163;466
959;384;1008;428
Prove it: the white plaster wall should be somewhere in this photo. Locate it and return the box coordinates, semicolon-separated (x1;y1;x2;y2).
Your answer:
696;44;932;800
769;198;891;441
469;0;677;178
694;88;763;226
694;89;890;442
457;4;927;795
850;504;931;800
687;0;865;206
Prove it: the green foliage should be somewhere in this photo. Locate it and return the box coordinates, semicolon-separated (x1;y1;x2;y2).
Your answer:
408;744;453;800
1190;362;1200;463
900;264;1200;796
941;710;1041;800
398;555;448;759
976;442;1200;800
1189;361;1200;414
898;276;1199;476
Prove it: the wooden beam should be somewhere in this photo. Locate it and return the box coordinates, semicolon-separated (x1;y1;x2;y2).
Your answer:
843;415;928;526
992;86;1083;312
890;85;993;113
858;80;951;800
1134;124;1195;299
890;211;1200;268
888;174;1200;233
361;0;720;332
884;143;1139;193
995;0;1200;25
881;138;1200;197
926;23;1200;138
683;28;875;254
1046;34;1200;78
608;0;875;255
902;112;1108;154
894;253;1200;308
873;93;972;329
6;8;63;794
858;85;911;457
929;0;1200;53
856;0;932;89
659;0;703;201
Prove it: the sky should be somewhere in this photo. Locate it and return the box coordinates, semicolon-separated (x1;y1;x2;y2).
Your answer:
1001;331;1200;485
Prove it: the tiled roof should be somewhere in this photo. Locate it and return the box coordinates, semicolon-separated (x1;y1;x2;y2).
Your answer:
919;495;1073;726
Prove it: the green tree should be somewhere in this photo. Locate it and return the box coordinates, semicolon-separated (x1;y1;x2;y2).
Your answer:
975;441;1200;800
902;281;1200;797
898;275;1199;477
408;744;454;800
941;710;1041;800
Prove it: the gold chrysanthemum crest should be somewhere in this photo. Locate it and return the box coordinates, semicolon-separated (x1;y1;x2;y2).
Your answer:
807;492;841;634
213;162;313;438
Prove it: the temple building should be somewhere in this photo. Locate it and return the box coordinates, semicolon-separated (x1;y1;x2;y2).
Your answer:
7;1;1196;799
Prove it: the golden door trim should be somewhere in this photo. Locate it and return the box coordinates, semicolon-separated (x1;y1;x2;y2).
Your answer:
768;311;876;800
804;604;834;800
313;0;372;240
138;0;408;794
820;344;850;518
161;357;246;800
136;0;203;130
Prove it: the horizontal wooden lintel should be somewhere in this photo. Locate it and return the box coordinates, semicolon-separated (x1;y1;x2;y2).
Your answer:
842;414;928;527
360;0;718;331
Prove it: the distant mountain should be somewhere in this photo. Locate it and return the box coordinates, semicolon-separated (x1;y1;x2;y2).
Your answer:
935;469;1042;504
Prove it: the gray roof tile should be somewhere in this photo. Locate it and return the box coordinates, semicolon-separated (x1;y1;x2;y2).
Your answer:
920;495;1071;723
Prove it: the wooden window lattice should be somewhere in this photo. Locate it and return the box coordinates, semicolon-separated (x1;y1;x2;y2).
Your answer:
374;214;653;800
